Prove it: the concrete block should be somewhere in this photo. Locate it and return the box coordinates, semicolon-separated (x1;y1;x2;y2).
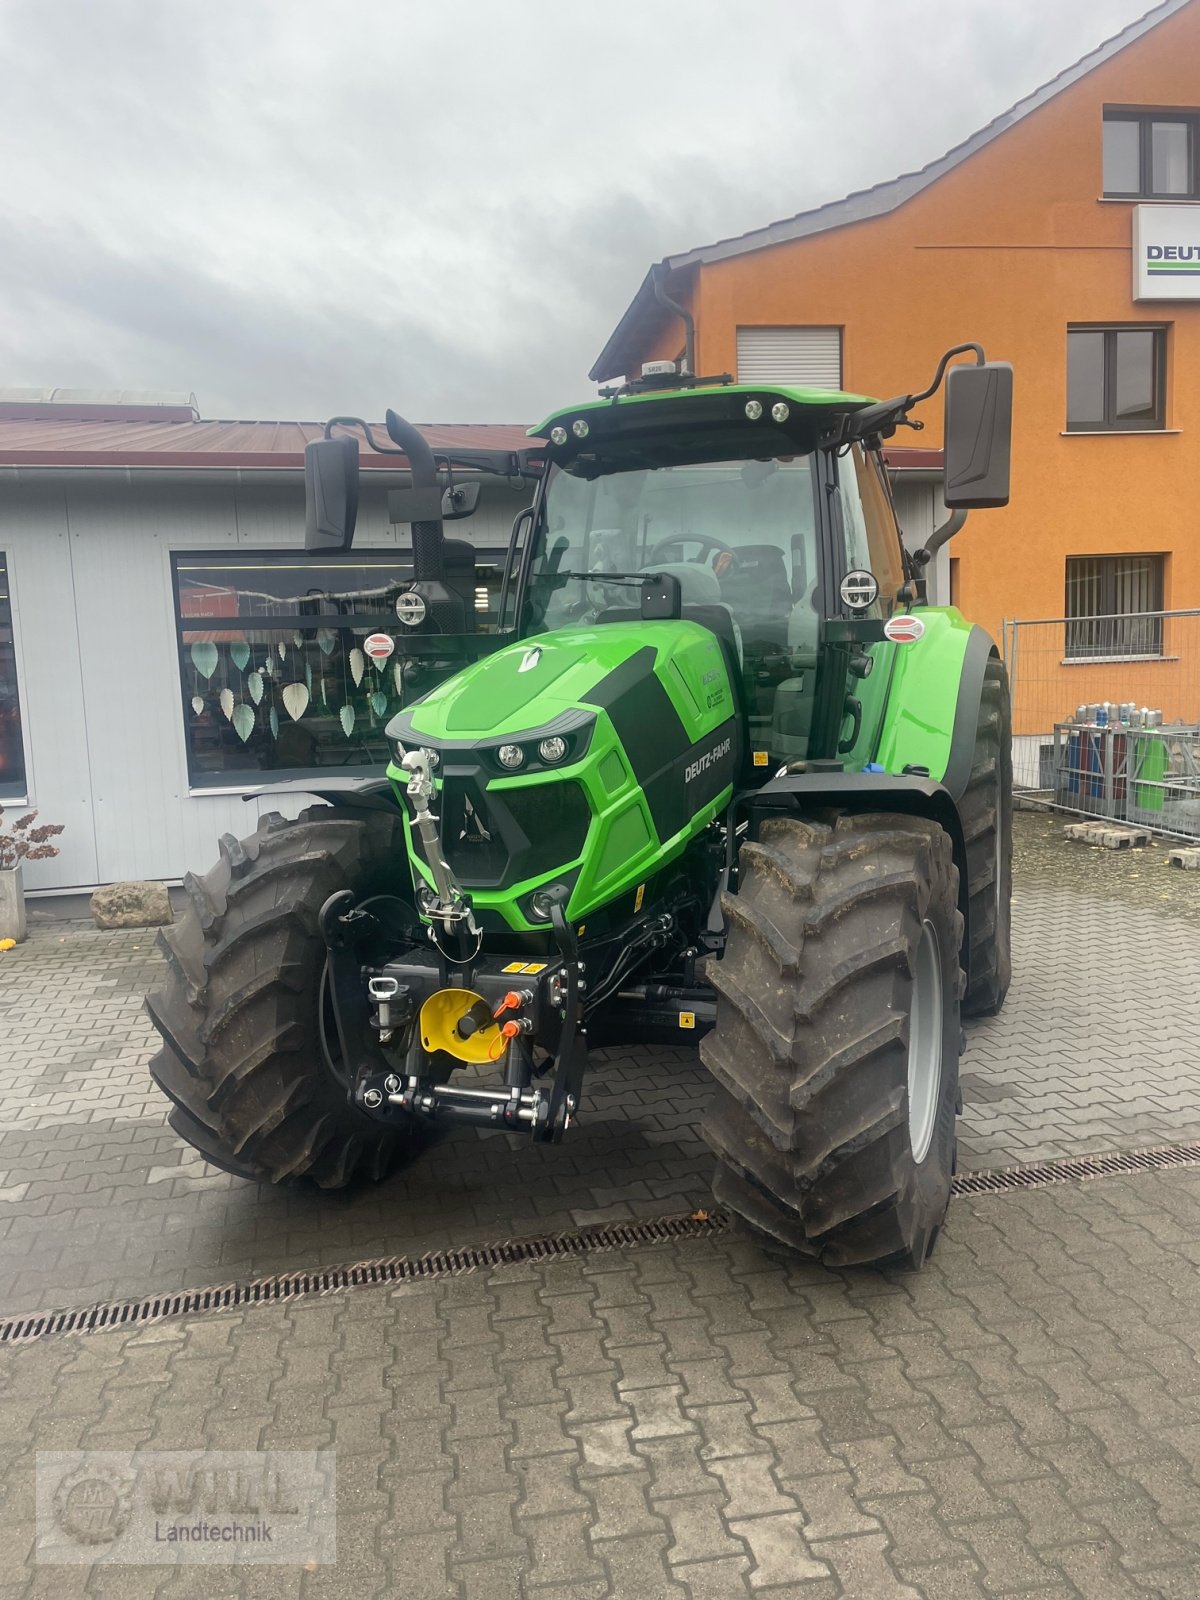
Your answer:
1064;822;1151;850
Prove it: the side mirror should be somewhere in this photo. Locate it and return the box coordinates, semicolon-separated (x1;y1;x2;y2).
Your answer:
387;482;481;523
943;362;1012;509
442;482;481;521
304;436;360;552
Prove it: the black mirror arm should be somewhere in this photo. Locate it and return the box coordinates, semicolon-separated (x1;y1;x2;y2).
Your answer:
324;416;407;455
907;343;985;407
326;422;541;488
913;508;968;568
845;344;988;444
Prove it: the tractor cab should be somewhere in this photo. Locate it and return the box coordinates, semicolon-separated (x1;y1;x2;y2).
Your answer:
520;383;909;776
298;354;1011;787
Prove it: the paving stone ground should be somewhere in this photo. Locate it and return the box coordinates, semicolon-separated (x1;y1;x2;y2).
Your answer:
4;1167;1200;1597
0;813;1197;1318
0;814;1199;1595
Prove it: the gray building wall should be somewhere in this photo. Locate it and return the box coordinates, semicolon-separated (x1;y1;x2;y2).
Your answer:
1;471;528;891
890;475;951;605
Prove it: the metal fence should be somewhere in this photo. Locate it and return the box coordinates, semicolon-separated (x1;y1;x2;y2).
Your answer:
1002;609;1200;839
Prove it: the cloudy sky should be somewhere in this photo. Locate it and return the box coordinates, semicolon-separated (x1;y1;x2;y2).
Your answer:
0;0;1161;423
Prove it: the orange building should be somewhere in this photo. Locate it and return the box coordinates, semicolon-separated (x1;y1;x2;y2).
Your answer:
591;0;1200;752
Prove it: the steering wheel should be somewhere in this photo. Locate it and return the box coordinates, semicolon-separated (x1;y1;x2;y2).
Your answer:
647;532;737;568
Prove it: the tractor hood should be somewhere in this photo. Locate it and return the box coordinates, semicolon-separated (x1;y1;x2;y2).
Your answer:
404;633;608;739
384;620;742;933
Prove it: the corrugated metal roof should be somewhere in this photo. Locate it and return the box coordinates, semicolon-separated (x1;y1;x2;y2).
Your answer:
0;417;535;471
0;414;941;473
591;0;1193;381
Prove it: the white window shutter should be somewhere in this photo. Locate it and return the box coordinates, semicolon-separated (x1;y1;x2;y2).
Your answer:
736;327;842;388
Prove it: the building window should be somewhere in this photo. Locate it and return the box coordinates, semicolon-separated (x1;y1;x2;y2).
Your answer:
1103;110;1200;198
1065;554;1165;659
0;553;27;799
736;327;842;388
1066;325;1165;432
173;548;505;787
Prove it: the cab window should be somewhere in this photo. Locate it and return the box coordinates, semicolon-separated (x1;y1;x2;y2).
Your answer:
837;445;905;616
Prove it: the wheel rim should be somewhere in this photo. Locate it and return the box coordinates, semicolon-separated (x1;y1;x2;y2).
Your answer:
907;919;944;1165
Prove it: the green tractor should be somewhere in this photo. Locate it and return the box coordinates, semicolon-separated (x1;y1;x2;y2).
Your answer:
146;345;1013;1269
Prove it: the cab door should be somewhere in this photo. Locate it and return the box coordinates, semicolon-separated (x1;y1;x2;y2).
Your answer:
810;444;907;766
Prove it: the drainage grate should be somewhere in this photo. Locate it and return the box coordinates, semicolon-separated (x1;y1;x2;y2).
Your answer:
0;1209;728;1348
6;1143;1200;1347
952;1138;1200;1195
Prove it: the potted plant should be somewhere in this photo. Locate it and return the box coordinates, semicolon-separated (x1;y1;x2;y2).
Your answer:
0;807;65;945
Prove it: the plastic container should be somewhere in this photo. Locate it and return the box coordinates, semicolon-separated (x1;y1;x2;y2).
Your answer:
1132;729;1166;812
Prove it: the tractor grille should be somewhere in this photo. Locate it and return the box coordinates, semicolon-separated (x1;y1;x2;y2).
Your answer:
441;777;591;888
504;782;591;868
441;779;507;882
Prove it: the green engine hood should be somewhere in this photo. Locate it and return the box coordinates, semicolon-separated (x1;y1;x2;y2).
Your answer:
385;621;741;934
414;633;615;738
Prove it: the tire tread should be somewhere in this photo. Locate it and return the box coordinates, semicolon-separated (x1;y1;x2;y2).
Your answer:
144;806;411;1187
701;810;962;1267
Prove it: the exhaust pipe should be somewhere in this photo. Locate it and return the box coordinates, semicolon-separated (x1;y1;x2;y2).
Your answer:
385;409;444;583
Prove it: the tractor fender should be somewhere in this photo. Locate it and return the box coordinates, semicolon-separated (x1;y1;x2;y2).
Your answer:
941;625;1000;802
748;772;971;978
239;775;403;814
874;617;997;802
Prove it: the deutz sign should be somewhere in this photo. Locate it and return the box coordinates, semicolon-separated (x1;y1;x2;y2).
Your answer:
1134;204;1200;301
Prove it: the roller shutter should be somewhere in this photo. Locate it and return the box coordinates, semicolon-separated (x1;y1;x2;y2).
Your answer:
736;327;842;388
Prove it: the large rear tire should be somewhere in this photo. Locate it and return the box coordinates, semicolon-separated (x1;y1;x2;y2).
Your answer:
961;657;1013;1018
701;812;963;1269
145;807;417;1188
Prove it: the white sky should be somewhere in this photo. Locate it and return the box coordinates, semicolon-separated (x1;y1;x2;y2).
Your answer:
0;0;1161;422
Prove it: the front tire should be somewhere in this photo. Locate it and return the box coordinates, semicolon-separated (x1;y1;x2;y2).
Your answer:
701;812;963;1269
145;807;417;1188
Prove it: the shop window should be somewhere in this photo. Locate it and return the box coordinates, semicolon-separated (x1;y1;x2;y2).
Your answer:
172;548;506;787
1103;110;1200;198
1065;554;1164;660
0;553;27;799
1066;325;1165;432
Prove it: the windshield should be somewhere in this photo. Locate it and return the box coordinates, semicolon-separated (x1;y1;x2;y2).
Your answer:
526;457;819;647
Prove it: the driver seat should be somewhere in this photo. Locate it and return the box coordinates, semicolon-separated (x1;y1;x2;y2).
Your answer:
716;544;792;652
